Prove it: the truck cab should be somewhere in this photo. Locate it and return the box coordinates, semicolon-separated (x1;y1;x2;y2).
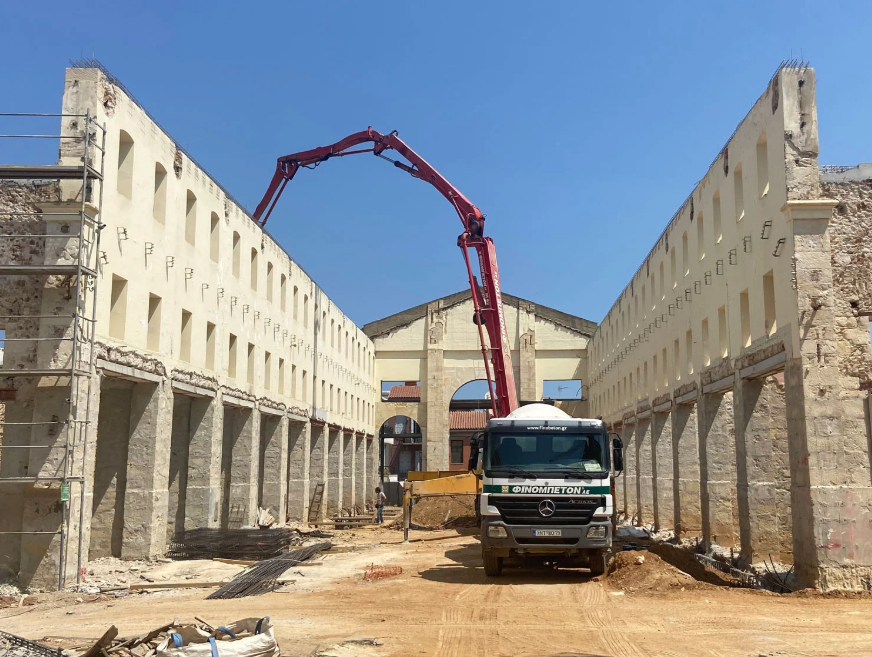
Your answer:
474;403;622;576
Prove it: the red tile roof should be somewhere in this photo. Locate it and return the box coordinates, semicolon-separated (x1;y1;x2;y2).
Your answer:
449;410;490;430
387;385;421;401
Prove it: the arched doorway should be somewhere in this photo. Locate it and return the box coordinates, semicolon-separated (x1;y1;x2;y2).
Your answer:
448;380;494;471
378;414;421;505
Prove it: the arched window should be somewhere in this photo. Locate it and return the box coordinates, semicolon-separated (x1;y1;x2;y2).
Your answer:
117;130;134;198
210;212;219;261
232;232;240;277
266;262;274;302
756;133;769;198
293;286;299;320
185;190;197;245
153;163;167;223
734;165;745;222
250;248;258;291
682;231;689;276
280;274;287;311
713;192;722;244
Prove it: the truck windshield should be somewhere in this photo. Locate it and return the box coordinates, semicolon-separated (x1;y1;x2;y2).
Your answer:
485;432;607;475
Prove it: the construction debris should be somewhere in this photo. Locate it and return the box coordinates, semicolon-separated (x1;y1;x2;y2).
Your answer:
49;619;280;657
128;581;228;591
0;630;62;657
391;497;476;530
166;528;302;561
256;508;276;529
207;543;331;600
363;565;403;581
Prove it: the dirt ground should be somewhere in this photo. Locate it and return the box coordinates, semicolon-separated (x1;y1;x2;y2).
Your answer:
3;526;872;657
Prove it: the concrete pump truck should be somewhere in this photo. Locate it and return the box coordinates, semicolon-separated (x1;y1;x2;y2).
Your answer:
253;128;624;576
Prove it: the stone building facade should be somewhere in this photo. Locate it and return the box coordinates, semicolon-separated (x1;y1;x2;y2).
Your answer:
2;62;870;594
588;66;872;590
364;290;596;470
0;66;379;588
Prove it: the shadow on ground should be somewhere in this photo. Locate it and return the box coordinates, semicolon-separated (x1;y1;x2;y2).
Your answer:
416;544;597;586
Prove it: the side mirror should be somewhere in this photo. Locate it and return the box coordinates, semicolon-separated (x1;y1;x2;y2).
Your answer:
468;432;483;476
609;432;624;474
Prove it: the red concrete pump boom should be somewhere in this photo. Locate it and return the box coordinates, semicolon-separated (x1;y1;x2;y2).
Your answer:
253;127;519;418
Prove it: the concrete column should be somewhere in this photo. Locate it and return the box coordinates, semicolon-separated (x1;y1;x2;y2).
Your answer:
184;396;222;530
342;431;354;510
326;428;342;516
698;390;738;550
368;436;378;505
220;406;258;528
355;435;366;509
622;421;636;521
636;417;654;526
651;408;674;531
121;380;174;559
519;301;537;403
286;419;309;522
424;303;446;470
734;375;792;565
257;412;286;521
672;402;701;537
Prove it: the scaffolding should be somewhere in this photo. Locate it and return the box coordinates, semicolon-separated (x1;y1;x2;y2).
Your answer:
0;112;105;590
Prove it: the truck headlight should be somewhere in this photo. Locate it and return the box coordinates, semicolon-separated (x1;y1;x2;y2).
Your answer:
487;525;508;538
587;526;607;539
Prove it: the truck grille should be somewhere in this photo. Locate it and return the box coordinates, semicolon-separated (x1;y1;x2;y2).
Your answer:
491;496;603;526
516;537;579;545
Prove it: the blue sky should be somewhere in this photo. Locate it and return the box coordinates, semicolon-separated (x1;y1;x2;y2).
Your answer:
1;1;870;327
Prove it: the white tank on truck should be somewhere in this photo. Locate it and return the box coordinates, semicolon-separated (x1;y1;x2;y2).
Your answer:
471;403;624;576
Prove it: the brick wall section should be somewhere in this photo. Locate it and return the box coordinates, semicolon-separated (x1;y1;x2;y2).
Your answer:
0;181;59;374
822;179;872;387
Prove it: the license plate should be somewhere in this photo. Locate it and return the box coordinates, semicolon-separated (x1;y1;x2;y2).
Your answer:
533;529;562;537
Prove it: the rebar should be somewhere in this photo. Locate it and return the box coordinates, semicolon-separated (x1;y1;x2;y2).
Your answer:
207;542;331;599
0;630;63;657
166;527;304;561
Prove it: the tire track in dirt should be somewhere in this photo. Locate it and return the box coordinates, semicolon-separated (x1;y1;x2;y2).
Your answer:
599;628;646;657
433;625;495;657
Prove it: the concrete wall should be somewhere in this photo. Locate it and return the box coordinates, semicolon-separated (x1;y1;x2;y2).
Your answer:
590;66;872;590
365;291;595;470
0;65;378;587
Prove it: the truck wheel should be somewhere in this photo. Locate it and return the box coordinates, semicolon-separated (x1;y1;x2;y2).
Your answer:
483;553;503;576
588;550;607;577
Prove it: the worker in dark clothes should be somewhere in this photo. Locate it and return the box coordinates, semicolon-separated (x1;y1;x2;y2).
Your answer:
375;487;387;523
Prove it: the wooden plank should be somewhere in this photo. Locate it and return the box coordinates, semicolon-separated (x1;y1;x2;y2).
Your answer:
81;626;119;657
308;483;325;523
212;558;256;566
129;581;225;590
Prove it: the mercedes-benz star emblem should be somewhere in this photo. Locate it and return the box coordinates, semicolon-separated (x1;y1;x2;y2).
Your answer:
538;499;556;517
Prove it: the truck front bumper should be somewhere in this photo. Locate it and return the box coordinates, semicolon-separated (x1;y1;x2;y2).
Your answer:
480;518;612;555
